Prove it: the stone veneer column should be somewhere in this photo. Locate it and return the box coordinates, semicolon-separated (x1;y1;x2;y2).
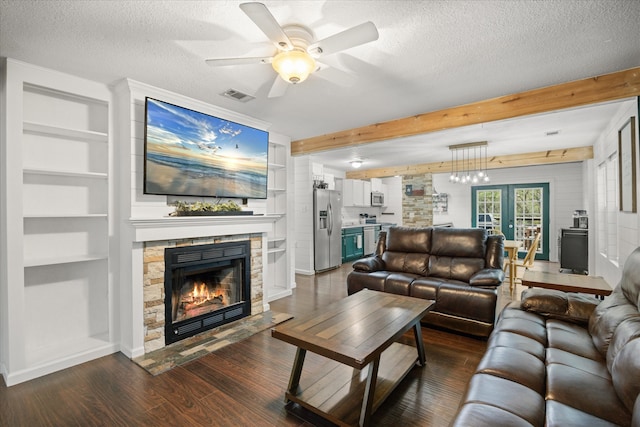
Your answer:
402;174;434;227
142;233;263;353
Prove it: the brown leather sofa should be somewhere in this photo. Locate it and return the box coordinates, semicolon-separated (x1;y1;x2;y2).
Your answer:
451;246;640;427
347;226;505;338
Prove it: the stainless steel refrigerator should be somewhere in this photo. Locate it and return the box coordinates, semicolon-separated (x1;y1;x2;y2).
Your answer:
314;189;343;272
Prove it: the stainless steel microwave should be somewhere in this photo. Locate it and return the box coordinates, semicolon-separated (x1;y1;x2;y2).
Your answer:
371;192;384;206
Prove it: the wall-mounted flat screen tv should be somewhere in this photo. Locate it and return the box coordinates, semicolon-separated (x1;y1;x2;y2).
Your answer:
144;97;269;199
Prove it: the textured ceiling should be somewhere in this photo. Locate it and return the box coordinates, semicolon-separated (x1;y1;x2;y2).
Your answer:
2;0;639;171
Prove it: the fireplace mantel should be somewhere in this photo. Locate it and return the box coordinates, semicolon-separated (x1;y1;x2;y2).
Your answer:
129;215;279;242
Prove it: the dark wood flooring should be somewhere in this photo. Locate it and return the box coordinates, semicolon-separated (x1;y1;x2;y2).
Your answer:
0;261;555;426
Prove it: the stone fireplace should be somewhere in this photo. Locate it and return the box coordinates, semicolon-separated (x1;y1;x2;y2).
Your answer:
142;233;263;353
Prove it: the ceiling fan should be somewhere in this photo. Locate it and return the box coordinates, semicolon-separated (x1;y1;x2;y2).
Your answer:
205;2;379;98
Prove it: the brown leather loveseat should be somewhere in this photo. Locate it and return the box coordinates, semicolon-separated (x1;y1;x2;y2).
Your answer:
347;226;505;338
452;246;640;426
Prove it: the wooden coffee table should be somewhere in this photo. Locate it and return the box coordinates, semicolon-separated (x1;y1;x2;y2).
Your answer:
271;289;434;427
521;270;612;299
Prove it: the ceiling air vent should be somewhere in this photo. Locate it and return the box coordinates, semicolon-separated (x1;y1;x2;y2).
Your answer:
220;89;255;103
545;130;561;136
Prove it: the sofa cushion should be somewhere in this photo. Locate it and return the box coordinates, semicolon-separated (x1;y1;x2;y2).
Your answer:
430;227;486;258
409;277;441;300
429;256;485;282
453;403;536;427
381;251;429;275
488;331;546;361
460;373;546;426
492;316;548;346
385;226;431;253
500;301;547;326
545;400;621;427
435;283;497;323
475;346;546;395
547;320;603;361
546;363;630;426
521;289;598;325
384;272;419;295
546;348;610;379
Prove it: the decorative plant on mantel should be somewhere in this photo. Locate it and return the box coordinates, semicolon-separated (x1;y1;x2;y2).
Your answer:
170;200;252;216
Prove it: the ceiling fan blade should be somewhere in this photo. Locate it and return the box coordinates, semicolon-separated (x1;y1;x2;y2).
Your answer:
205;56;272;67
239;2;293;50
314;62;357;87
308;21;379;57
268;76;289;98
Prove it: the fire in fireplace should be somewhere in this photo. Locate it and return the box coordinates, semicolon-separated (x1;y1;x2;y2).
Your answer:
164;241;251;344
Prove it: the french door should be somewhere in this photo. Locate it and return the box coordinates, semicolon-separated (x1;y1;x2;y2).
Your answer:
472;183;550;260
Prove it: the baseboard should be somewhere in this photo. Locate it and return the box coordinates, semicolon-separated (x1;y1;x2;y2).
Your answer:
3;342;119;386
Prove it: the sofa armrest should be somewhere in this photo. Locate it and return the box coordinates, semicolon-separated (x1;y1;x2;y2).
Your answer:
469;268;505;287
352;256;386;272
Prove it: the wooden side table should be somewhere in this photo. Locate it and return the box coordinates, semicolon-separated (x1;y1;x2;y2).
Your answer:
521;270;612;299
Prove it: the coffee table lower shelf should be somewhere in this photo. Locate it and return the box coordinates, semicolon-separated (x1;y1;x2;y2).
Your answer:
285;342;419;427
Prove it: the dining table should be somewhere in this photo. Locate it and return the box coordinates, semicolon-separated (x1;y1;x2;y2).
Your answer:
504;240;523;292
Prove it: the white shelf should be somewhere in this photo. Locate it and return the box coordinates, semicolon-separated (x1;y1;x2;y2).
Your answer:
23;168;108;179
265;136;291;303
2;62;113;386
268;236;287;244
268;248;287;255
23;121;108;143
24;213;107;219
24;254;109;268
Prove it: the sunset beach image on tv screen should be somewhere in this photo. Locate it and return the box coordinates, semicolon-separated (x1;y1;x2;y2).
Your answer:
144;98;269;199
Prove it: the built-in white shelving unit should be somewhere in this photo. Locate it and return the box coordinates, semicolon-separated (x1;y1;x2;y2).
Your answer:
1;59;117;386
265;135;294;301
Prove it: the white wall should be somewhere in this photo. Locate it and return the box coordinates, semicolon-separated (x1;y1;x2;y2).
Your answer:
433;162;585;262
294;156;315;274
592;99;640;286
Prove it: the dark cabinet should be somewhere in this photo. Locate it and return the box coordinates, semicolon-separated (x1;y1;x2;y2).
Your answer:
342;227;364;263
560;228;588;273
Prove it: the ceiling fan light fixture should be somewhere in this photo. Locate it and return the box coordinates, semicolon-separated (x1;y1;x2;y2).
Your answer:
350;160;363;168
272;49;316;84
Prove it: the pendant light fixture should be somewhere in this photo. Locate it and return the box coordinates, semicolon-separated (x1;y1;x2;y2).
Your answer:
448;141;490;184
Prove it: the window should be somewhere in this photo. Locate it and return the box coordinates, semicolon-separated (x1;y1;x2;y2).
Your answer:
606;154;618;264
597;154;619;264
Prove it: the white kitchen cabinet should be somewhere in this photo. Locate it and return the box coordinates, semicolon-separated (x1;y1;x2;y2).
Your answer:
363;180;372;207
381;183;389;206
344;178;366;206
370;178;383;193
343;179;355;206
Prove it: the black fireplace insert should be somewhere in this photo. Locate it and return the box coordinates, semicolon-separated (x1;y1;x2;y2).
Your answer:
164;241;251;344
